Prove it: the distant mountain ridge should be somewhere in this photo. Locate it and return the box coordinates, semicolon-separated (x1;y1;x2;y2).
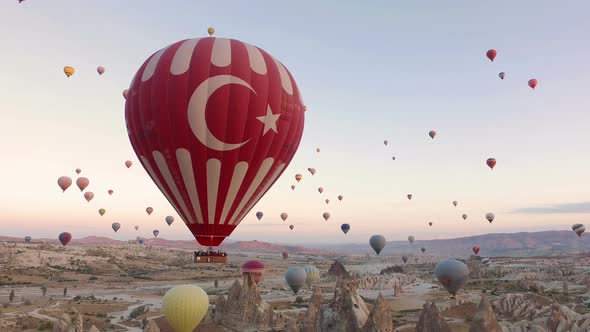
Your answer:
0;230;586;257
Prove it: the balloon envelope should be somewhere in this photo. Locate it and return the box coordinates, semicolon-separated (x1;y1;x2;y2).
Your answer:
163;285;209;332
369;235;386;255
63;66;75;77
97;66;105;75
282;252;288;259
452;201;458;207
499;72;506;80
124;36;306;247
462;214;468;220
290;185;295;190
528;79;538;89
408;235;415;244
75;168;81;174
434;259;470;296
341;223;350;234
472;246;480;255
486;49;497;62
295;174;302;182
322;212;330;221
58;176;72;192
280;213;288;221
84;191;94;203
153;230;160;237
289;224;294;230
486;158;496;169
407;194;412;200
402;256;408;263
303;265;320;287
338;195;343;201
485;213;495;223
165;216;174;226
108;190;113;195
421;247;426;253
308;168;316;175
125;160;132;168
429;130;436;139
573;223;585;237
135;226;139;230
318;187;324;194
285;266;307;294
24;236;32;243
98;208;106;216
146;207;154;215
58;232;72;246
112;222;121;232
241;260;265;284
256;211;264;220
76;177;89;192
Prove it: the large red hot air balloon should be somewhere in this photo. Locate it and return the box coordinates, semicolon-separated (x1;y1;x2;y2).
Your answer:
125;36;305;247
486;49;497;62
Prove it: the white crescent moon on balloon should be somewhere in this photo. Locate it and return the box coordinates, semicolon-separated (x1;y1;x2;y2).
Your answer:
188;75;254;151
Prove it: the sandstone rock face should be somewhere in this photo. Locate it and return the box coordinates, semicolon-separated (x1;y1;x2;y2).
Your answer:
469;295;503;332
327;261;349;279
316;279;370;332
361;293;393;332
143;319;160;332
303;286;323;332
214;273;291;331
356;274;415;296
88;325;101;332
53;313;72;332
415;302;451;332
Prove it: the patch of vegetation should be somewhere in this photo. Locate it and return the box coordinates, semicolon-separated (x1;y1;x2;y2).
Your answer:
37;322;53;330
96;313;107;318
129;305;148;319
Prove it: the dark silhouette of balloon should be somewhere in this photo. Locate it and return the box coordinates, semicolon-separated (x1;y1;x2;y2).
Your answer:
429;130;436;139
285;266;307;294
573;223;585;237
322;212;331;221
421;247;426;253
402;256;408;263
280;213;288;221
256;211;264;220
485;213;495;223
59;232;72;246
499;72;505;80
289;224;294;230
486;158;496;170
112;222;121;232
341;223;350;234
153;230;160;237
369;235;386;255
434;259;469;296
165;216;174;226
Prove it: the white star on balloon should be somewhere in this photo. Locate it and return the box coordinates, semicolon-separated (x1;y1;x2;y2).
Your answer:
256;105;281;135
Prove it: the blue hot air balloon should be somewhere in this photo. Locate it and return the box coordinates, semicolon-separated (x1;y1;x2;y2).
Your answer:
256;211;264;221
341;223;351;234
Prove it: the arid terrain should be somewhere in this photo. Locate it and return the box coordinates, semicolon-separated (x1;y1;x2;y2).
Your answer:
1;238;590;331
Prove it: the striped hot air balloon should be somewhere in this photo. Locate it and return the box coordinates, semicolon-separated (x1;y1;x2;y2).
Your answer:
303;265;320;287
572;223;585;237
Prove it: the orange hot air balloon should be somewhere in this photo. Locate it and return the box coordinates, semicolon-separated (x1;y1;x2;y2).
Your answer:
295;174;302;182
57;176;72;192
76;177;89;192
207;27;215;36
486;49;497;62
528;79;538;90
63;66;75;77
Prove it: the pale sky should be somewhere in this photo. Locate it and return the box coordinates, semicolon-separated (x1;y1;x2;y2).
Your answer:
1;1;589;245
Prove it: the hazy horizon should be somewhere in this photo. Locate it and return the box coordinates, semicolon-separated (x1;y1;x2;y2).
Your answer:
2;1;589;245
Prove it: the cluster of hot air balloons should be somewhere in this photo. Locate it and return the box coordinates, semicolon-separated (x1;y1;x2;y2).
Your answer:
485;49;538;90
62;66;106;78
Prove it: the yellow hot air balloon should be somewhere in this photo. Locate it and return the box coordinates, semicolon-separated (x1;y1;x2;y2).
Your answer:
163;285;209;332
207;27;215;36
63;66;75;78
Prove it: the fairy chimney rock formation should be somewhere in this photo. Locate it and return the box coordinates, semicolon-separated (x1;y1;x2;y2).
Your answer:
362;293;394;332
328;261;350;279
469;295;503;332
316;279;370;332
415;302;451;332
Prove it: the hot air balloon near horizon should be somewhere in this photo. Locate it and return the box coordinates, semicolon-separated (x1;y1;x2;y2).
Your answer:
304;265;320;287
280;213;288;222
408;235;415;244
165;216;174;226
472;246;480;255
124;34;305;248
24;236;32;243
486;213;495;223
153;230;160;237
370;235;386;255
112;222;121;232
402;256;408;263
256;211;264;221
573;224;585;237
435;259;469;296
285;266;307;294
289;224;294;230
162;285;208;332
282;252;288;260
58;232;72;246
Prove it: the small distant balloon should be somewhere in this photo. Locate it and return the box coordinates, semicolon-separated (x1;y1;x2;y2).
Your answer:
289;224;294;230
57;176;73;192
485;212;495;223
76;177;89;192
135;226;139;231
499;72;506;80
316;147;320;153
84;191;94;203
486;49;497;62
369;235;386;255
338;195;343;201
58;232;72;246
125;160;132;168
24;236;32;243
207;27;215;36
75;168;81;174
107;189;113;196
486;158;496;170
290;185;296;191
408;235;415;244
453;201;458;207
98;208;106;216
165;216;174;226
421;247;426;253
472;246;480;255
256;211;264;221
282;251;289;260
295;174;302;182
153;230;160;237
462;214;468;220
318;187;324;194
528;79;538;90
428;222;433;227
308;168;316;176
322;212;331;221
384;140;388;146
341;223;350;234
241;260;265;285
112;222;121;232
280;213;288;221
429;130;437;139
97;66;105;75
402;256;408;263
63;66;75;78
146;207;154;215
572;223;585;237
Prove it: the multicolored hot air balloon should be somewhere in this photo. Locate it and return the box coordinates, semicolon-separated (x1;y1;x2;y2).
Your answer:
472;246;480;255
280;213;288;221
408;235;415;244
429;130;436;139
318;187;324;194
295;174;303;182
75;168;81;174
146;207;154;215
112;222;121;232
125;35;305;247
97;66;105;75
453;201;458;207
499;72;506;80
108;189;113;195
285;266;307;294
124;160;132;168
462;214;468;220
338;195;343;201
486;158;496;170
528;79;538;90
370;235;386;255
434;259;469;296
282;252;288;260
485;213;495;223
76;177;89;192
256;211;264;220
407;194;413;200
241;260;265;284
57;176;72;192
58;232;72;246
322;212;331;221
486;49;497;62
341;223;350;234
162;285;209;332
63;66;75;77
402;256;408;263
84;191;94;203
573;223;585;237
153;230;160;237
98;208;106;216
303;265;320;287
137;237;144;244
